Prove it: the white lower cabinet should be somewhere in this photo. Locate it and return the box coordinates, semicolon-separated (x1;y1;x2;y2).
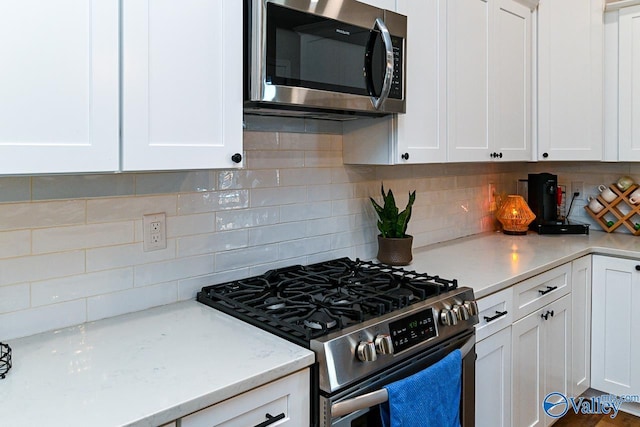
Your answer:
592;256;640;396
571;255;591;397
179;369;310;427
512;294;571;427
476;326;512;427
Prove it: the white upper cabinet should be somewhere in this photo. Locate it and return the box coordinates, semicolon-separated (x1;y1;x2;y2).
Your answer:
447;0;491;163
492;0;533;161
395;0;447;164
537;0;604;161
121;0;243;171
448;0;533;162
617;5;640;160
0;0;119;174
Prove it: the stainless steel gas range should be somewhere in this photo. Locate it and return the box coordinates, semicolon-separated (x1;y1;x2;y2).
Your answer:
197;257;479;426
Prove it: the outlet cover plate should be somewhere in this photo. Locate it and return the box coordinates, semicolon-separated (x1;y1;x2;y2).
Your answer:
143;213;166;252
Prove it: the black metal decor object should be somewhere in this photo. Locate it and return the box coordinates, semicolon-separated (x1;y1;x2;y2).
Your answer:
0;342;12;379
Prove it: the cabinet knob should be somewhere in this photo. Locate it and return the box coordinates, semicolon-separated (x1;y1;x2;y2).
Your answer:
542;152;549;159
498;152;503;158
401;153;410;161
635;265;640;271
231;153;243;163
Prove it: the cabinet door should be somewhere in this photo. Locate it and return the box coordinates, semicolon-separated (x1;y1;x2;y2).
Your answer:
447;0;492;162
0;0;119;174
512;295;571;427
618;5;640;160
571;255;591;397
395;0;447;164
476;327;512;427
492;0;532;161
122;0;243;171
512;306;544;427
592;256;640;396
537;0;603;161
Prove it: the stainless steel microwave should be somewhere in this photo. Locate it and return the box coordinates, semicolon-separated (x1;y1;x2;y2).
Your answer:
244;0;407;120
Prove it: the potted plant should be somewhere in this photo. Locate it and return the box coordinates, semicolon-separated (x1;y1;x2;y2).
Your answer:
370;184;416;266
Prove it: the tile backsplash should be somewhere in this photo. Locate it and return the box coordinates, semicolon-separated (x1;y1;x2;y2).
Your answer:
2;123;639;341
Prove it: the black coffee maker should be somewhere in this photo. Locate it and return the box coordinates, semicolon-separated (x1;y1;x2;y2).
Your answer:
528;173;589;234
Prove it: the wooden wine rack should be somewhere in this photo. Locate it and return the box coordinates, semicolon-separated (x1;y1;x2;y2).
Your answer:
584;184;640;234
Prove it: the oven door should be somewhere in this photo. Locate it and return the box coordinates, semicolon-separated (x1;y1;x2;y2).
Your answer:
321;331;475;427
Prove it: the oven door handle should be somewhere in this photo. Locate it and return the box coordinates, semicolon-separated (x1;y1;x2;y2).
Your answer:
330;336;475;419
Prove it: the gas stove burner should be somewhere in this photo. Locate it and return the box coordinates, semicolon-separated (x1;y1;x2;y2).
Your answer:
263;296;286;310
197;257;459;344
387;287;415;301
303;311;338;330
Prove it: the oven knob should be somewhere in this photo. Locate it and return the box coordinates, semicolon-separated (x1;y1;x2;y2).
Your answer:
374;334;394;355
453;304;470;321
464;301;479;316
356;341;377;362
440;309;458;326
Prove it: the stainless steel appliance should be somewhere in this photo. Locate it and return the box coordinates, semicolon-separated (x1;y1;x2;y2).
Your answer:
197;258;478;426
244;0;407;119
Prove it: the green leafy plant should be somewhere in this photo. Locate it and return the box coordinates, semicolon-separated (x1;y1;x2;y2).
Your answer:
370;184;416;238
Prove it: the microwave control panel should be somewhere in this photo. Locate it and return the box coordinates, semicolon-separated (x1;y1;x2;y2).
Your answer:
389;35;404;100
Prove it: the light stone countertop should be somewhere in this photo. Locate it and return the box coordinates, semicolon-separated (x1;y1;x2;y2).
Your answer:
3;230;640;427
409;230;640;298
0;301;315;427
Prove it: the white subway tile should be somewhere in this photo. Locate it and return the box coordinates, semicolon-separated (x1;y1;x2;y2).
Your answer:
178;268;250;300
279;236;331;259
307;248;354;264
167;213;216;238
279;133;338;151
0;230;31;258
248;256;308;276
87;282;178;322
0;283;30;314
32;222;134;254
0;200;85;231
243;131;279;150
280;201;332;222
31;268;134;307
332;199;367;216
33;174;135;200
216;245;278;271
279;168;332;186
0;252;85;286
216;207;279;231
218;170;279;190
86;243;176;272
0;300;86;341
177;230;248;257
305;151;342;167
135;171;216;195
177;190;249;215
246;150;305;169
248;222;307;246
134;255;214;287
87;195;177;222
250;186;307;207
307;185;332;202
306;216;355;236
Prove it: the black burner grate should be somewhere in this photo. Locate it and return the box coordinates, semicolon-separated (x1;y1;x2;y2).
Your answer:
197;258;457;346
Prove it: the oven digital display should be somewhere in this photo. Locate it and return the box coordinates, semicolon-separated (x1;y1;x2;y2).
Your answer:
388;308;437;353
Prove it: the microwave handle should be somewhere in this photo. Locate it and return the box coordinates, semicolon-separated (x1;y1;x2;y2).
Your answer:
365;18;394;110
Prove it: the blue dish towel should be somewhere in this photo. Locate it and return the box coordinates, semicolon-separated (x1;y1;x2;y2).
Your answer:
380;349;462;427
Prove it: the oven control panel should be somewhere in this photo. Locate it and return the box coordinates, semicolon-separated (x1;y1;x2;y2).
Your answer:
388;308;437;353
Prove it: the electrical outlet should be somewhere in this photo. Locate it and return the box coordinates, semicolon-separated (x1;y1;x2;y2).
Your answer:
571;181;585;201
143;213;166;252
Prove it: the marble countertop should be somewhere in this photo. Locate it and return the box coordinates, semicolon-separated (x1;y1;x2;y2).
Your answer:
0;301;315;427
409;230;640;298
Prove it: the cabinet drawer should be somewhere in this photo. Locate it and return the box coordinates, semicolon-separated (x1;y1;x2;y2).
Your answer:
512;263;571;321
180;369;309;427
476;287;513;342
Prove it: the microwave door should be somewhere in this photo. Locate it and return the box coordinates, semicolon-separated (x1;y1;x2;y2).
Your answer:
365;18;394;110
